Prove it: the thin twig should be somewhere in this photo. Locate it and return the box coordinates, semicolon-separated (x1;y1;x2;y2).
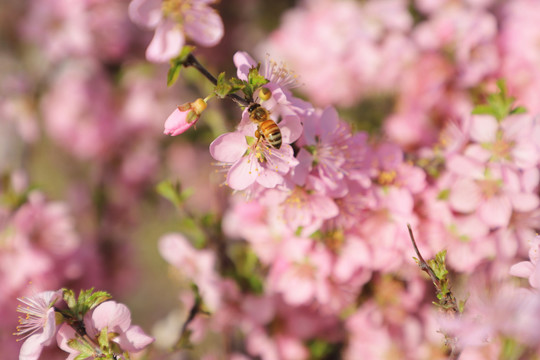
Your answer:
184;53;250;107
407;224;462;359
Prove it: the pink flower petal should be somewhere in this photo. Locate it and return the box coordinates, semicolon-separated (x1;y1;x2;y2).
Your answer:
19;334;46;360
510;192;539;212
209;132;248;163
227;156;260;190
509;261;534;279
233;51;257;81
146;20;184;63
87;301;132;336
184;7;224;46
115;325;155;352
446;154;484;178
469;114;497;143
449;178;481;213
128;0;162;27
479;195;512;227
256;168;284;188
279;115;303;144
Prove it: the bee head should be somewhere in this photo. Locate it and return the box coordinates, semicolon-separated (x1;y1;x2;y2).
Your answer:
248;103;261;113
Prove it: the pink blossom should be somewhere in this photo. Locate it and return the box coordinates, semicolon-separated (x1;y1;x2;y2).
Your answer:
510;235;540;289
297;107;371;195
413;7;498;86
466;114;539;170
209;128;299;191
499;0;540;113
440;283;540;352
267;239;333;306
128;0;223;62
447;156;538;229
57;301;154;358
274;185;339;236
163;98;207;136
266;0;414;106
15;290;62;360
159;233;222;311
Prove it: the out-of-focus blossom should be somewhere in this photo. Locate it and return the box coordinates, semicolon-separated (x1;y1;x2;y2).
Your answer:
159;233;222;311
510;235;540;289
266;0;415;106
128;0;224;62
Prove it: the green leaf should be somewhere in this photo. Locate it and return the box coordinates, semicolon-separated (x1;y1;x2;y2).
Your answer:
510;106;527;115
167;46;196;87
63;289;77;309
471;104;497;117
68;338;95;359
156;180;183;209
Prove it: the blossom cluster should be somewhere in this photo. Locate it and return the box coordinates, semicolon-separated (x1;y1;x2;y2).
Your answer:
14;289;153;360
160;49;540;358
2;0;540;359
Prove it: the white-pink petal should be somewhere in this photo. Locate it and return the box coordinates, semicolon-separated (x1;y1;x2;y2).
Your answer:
88;301;132;335
509;261;534;279
256;168;284;188
448;178;481;213
479;195;512;227
227;156;260;190
184;7;224;46
128;0;162;28
146;20;184;63
279;115;303;144
469;114;498;143
209;132;248;163
233;51;257;81
115;325;155;352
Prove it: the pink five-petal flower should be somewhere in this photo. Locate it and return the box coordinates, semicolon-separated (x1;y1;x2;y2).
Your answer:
164;98;207;136
210;129;299;191
15;290;62;360
57;302;154;358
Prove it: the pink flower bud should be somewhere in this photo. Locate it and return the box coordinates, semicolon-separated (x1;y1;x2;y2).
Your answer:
163;98;207;136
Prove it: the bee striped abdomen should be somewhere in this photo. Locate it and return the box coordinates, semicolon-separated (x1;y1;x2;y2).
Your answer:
258;120;282;149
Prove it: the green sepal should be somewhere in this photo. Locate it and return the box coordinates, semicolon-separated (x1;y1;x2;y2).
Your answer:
242;65;268;100
63;289;77;310
68;338;95;360
215;72;246;99
167;46;196;87
98;327;110;349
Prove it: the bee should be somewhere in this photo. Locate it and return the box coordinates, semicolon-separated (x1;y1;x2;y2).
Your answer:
248;103;282;149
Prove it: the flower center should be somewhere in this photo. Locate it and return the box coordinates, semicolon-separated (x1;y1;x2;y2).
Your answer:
162;0;190;21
